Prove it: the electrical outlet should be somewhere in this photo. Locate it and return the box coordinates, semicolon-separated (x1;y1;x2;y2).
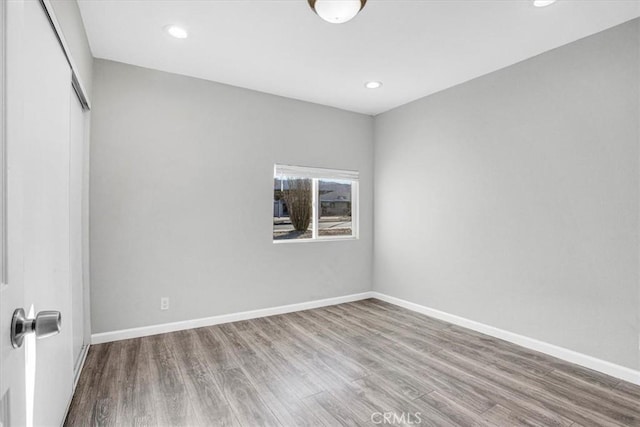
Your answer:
160;297;169;310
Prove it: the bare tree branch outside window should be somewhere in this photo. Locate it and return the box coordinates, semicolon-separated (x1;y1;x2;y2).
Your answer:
281;179;312;232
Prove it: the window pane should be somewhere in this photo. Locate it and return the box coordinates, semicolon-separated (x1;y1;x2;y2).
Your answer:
273;178;313;240
318;179;352;237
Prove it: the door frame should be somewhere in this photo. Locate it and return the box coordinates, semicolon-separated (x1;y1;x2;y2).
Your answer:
1;0;7;290
36;0;93;418
39;0;91;111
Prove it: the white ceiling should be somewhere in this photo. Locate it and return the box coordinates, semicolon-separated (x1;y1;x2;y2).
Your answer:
78;0;640;115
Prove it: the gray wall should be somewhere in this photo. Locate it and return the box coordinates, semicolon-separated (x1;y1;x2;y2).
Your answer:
374;19;640;370
90;59;373;334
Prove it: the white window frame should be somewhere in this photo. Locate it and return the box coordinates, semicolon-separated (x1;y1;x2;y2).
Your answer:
273;164;359;244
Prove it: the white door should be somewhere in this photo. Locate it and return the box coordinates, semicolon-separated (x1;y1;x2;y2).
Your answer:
1;0;75;426
0;1;28;424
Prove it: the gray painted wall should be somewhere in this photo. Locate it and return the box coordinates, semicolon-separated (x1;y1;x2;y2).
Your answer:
90;59;373;333
374;19;640;370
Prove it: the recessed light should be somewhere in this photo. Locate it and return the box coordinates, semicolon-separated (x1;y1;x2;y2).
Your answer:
365;81;382;89
533;0;557;7
309;0;367;24
165;25;188;39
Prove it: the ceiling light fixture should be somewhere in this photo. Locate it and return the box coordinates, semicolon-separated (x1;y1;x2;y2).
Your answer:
533;0;557;7
365;81;382;89
165;25;188;39
308;0;367;24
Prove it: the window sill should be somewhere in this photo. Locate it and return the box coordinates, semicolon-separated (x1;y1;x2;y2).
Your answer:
273;236;358;244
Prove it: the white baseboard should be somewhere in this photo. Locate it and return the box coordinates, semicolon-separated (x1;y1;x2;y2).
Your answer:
72;344;90;389
371;292;640;386
90;289;639;386
63;344;90;424
91;291;374;344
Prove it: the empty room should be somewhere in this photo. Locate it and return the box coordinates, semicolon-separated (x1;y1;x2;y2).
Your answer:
1;0;640;426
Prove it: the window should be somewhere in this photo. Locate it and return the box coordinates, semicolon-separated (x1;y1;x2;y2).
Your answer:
273;164;359;242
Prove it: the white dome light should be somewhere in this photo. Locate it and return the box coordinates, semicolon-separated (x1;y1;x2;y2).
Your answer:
165;25;188;39
533;0;557;7
308;0;367;24
365;81;382;89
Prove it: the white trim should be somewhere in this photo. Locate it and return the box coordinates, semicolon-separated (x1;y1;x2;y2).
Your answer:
273;236;358;244
0;0;6;285
62;344;90;426
72;345;89;389
371;292;640;386
312;178;318;239
90;289;639;386
39;0;91;110
91;292;374;344
351;180;360;239
275;164;359;180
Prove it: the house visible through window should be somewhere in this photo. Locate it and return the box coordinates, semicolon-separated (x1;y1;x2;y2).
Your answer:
273;164;359;242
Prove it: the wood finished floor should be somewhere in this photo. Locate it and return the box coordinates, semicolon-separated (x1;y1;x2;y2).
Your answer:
65;299;640;426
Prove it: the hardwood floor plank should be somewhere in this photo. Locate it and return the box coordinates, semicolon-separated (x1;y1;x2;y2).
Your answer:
300;392;358;426
309;308;498;414
113;338;143;423
441;326;555;377
434;349;621;427
354;371;425;402
482;404;551;427
166;330;240;426
192;325;240;372
287;311;382;371
147;333;199;426
91;398;114;427
261;315;369;382
311;307;577;426
216;367;281;427
223;320;323;398
339;303;627;427
131;338;158;426
362;299;451;330
303;391;366;427
296;312;434;400
246;377;324;427
445;324;621;390
214;320;321;426
615;380;640;401
347;301;554;380
544;369;639;417
65;346;101;426
415;391;493;427
91;342;123;425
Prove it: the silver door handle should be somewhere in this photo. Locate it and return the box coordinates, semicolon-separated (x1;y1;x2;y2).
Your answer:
10;308;61;349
